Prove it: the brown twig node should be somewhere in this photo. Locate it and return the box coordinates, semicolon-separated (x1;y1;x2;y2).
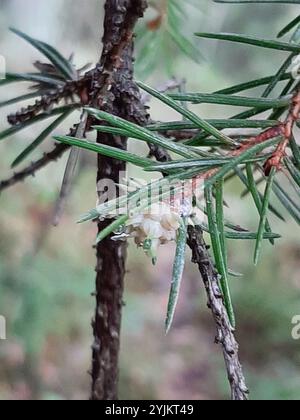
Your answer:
264;89;300;175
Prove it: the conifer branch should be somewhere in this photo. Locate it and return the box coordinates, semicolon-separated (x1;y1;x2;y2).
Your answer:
187;226;249;401
0;143;69;193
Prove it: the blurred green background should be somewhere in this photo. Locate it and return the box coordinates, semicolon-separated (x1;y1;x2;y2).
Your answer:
0;0;300;400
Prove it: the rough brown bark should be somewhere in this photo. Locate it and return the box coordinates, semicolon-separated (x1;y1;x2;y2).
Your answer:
90;0;148;401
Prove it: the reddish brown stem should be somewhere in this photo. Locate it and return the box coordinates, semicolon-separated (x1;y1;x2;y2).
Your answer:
264;89;300;175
